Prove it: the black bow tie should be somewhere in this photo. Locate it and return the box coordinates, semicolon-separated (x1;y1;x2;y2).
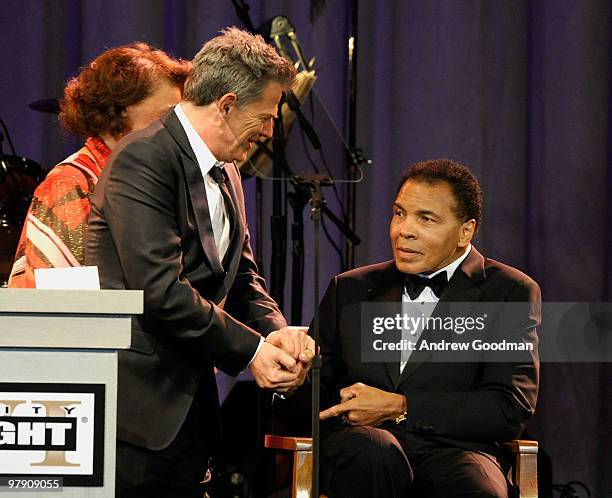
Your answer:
404;272;448;300
209;165;226;185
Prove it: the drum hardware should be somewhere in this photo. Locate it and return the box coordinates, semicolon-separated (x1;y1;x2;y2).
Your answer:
0;117;44;286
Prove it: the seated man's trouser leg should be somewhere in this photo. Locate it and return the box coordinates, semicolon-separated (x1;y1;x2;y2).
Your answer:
321;424;509;498
321;425;413;498
407;437;510;498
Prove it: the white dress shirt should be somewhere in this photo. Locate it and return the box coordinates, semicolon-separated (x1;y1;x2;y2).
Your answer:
174;104;230;260
400;244;472;372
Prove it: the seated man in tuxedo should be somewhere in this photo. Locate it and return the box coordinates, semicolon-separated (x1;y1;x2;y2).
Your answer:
317;159;540;498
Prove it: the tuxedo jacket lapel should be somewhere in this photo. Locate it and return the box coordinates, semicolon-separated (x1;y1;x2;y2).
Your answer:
365;263;404;388
441;247;486;303
162;111;225;277
397;247;487;387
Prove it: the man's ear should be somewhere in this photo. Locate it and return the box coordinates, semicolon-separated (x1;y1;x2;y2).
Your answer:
459;219;476;247
217;93;238;115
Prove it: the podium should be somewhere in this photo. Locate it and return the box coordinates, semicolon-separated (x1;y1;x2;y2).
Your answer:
0;289;142;497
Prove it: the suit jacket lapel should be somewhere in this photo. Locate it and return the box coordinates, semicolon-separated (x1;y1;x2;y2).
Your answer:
218;163;246;292
365;262;405;388
397;247;487;386
162;110;225;277
441;246;486;303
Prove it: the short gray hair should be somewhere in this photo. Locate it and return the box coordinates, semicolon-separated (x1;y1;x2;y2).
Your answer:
183;27;296;107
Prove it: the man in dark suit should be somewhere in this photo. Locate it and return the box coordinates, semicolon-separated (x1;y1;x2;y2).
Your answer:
317;159;540;497
86;28;314;497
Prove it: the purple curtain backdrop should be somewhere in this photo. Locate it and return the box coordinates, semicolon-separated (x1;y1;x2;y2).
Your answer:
0;1;610;495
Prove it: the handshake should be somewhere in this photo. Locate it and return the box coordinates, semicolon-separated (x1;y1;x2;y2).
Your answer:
249;326;315;392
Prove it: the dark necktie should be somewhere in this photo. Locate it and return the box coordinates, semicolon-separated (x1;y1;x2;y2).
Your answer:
208;164;226;185
404;271;448;300
208;165;235;223
208;164;235;261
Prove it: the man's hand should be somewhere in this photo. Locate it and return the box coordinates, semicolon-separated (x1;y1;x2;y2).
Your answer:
266;326;314;360
249;341;302;392
265;326;315;390
319;382;407;427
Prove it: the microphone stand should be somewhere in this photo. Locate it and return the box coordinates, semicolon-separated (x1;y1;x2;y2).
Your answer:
289;174;326;498
345;0;360;270
289;173;359;496
311;183;322;498
288;181;311;324
285;90;321;150
269;109;288;309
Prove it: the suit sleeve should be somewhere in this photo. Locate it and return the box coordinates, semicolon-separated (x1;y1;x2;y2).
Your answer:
404;278;541;442
98;139;262;375
223;163;287;334
317;276;346;412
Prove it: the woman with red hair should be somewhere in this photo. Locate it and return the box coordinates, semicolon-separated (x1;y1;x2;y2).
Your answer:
8;43;190;287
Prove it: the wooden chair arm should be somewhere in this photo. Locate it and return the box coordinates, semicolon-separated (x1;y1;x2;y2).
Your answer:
265;435;313;452
504;439;539;454
265;436;315;498
504;439;538;498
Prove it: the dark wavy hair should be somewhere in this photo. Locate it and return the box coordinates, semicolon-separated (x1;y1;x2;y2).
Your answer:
397;159;483;232
59;42;190;138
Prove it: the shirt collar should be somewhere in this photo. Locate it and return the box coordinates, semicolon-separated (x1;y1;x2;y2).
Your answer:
174;103;219;175
426;244;472;281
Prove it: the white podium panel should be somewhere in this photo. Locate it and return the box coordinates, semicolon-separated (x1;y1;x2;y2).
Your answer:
0;290;142;498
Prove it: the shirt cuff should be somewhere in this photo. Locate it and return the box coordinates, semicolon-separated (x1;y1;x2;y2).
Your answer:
247;336;265;367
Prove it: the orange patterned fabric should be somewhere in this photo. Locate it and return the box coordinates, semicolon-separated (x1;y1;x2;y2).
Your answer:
7;137;111;288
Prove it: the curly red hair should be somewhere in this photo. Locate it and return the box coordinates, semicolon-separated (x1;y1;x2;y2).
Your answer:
60;42;190;138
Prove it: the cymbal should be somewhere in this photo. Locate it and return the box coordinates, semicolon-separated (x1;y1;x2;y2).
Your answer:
28;98;60;115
